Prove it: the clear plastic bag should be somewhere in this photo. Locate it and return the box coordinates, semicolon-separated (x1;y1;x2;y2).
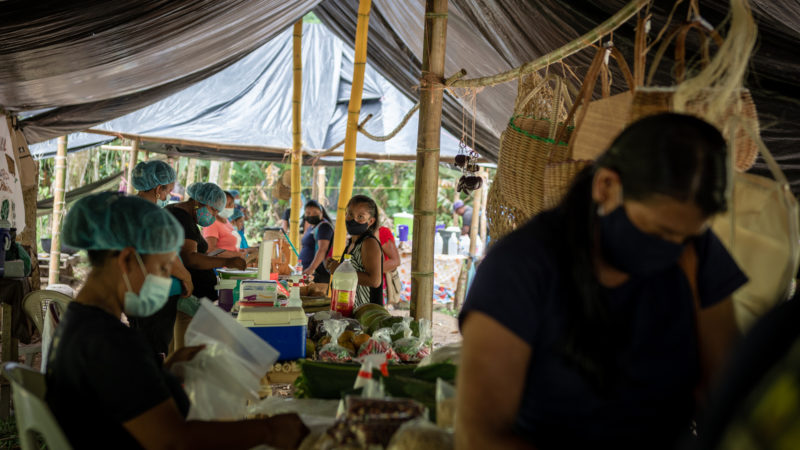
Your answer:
174;298;279;420
436;379;456;429
387;418;454;450
353;353;390;398
318;319;352;362
358;328;399;362
393;319;432;362
418;343;461;367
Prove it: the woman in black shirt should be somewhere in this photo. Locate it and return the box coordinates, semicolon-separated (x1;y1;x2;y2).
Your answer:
457;114;746;449
47;192;307;449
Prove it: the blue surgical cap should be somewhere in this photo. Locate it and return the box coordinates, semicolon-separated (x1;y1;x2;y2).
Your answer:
186;182;226;211
131;160;176;192
229;189;240;197
229;208;244;221
63;192;184;254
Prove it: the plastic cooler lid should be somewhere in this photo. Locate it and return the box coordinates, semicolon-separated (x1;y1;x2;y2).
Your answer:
237;306;307;327
218;268;259;279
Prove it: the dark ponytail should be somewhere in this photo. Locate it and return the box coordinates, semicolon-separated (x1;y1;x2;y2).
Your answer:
557;113;728;392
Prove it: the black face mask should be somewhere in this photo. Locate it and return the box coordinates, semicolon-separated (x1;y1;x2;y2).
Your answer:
599;206;684;276
346;219;370;236
306;215;322;225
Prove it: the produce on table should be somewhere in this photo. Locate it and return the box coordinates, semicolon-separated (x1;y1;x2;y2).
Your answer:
358;328;399;362
393;319;433;362
325;397;427;448
318;319;353;362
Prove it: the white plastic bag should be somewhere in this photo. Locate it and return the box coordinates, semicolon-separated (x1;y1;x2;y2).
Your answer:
175;298;279;420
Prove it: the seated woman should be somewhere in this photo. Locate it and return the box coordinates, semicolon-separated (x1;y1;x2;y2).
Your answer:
229;208;249;250
46;192;307;449
300;200;334;284
456;113;746;449
325;195;384;308
203;190;248;259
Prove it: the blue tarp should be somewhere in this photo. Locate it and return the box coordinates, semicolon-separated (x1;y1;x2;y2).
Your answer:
29;22;463;162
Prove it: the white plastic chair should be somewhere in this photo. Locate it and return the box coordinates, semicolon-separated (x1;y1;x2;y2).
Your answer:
21;290;73;370
1;362;72;450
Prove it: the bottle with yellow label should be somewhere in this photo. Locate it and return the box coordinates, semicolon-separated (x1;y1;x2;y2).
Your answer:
330;255;358;316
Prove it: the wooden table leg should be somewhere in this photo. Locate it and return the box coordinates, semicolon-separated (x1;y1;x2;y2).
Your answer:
1;303;16;419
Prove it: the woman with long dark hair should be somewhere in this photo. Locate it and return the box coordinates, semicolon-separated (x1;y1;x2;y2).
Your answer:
325;195;384;307
456;113;746;449
300;200;335;284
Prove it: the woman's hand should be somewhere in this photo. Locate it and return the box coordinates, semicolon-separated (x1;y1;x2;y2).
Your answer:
325;257;340;274
264;414;310;449
180;277;194;298
302;266;315;276
225;257;247;270
163;345;206;372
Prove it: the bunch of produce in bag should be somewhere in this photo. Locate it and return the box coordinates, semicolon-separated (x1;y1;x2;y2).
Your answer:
357;328;399;362
394;319;432;362
317;319;352;362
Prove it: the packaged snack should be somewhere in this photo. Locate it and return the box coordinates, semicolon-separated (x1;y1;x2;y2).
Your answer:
318;319;353;362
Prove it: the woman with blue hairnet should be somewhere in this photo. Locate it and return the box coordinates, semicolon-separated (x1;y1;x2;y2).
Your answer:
46;192;308;449
130;160;195;356
132;160;176;207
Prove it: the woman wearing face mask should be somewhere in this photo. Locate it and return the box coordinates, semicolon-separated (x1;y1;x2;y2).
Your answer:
46;192;308;449
130;160;194;356
299;200;335;284
166;182;246;302
325;195;384;307
456;114;747;449
202;191;247;259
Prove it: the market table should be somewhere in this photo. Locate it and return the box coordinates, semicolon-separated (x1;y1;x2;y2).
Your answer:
0;277;32;418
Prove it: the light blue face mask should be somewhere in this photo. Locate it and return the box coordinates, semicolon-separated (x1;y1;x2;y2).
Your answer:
121;253;173;318
157;198;169;208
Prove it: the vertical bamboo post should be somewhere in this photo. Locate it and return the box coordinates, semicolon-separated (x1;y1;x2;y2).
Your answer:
289;19;304;266
185;158;197;188
410;0;448;322
479;168;488;246
468;173;484;256
331;0;373;259
125;140;139;194
219;161;232;190
312;166;327;205
209;160;221;185
48;136;68;285
452;187;460;227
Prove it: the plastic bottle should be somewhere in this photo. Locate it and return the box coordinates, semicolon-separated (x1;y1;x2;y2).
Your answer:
459;235;471;256
447;233;458;255
434;232;444;255
330;255;358;316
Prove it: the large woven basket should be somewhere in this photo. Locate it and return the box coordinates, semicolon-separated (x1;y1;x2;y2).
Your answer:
630;87;759;172
542;159;594;209
272;181;291;200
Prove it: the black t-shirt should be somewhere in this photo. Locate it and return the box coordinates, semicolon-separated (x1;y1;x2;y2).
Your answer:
460;208;747;449
46;303;190;449
166;205;218;300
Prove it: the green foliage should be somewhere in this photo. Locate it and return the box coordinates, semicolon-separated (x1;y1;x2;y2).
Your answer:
0;416;46;449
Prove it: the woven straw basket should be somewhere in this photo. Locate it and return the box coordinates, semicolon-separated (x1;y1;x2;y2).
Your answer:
630;87;759;172
542;159;594;209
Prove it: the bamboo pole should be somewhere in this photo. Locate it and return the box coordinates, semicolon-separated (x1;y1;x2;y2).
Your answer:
209;160;221;185
185;158;197;188
125;140;139;194
331;0;373;259
479;168;488;246
290;19;304;266
468;173;484;256
410;0;449;322
220;161;232;190
449;0;648;88
48;136;68;285
312;166;326;205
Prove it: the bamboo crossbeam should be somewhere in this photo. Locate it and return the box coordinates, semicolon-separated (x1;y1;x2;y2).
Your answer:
99;145;133;151
310;151;487;164
86;128;293;155
410;0;449;322
331;0;373;260
290;19;303;266
449;0;649;88
48;136;68;285
126;139;139;194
